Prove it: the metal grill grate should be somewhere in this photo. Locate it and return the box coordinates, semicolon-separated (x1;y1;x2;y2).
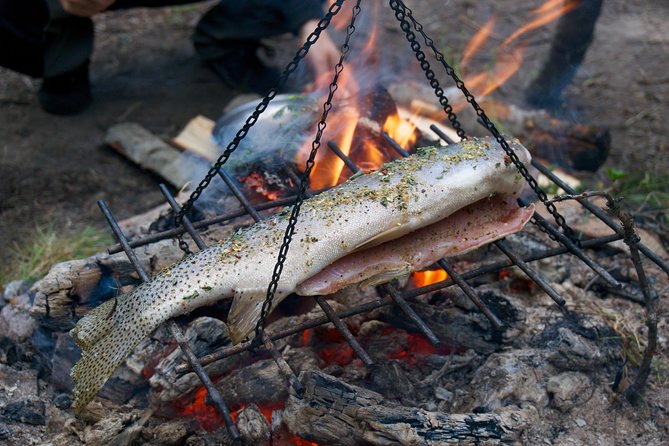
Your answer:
97;122;667;440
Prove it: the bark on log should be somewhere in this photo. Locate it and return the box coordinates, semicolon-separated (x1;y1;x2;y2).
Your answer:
105;122;211;188
284;370;517;445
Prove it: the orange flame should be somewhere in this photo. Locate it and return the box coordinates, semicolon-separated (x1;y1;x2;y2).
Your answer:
412;269;448;287
502;0;580;48
458;0;578;102
461;17;496;69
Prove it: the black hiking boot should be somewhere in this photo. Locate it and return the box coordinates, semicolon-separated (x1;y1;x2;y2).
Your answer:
38;62;92;115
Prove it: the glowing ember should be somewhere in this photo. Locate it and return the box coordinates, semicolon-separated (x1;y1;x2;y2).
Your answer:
174;386;223;431
387;332;451;365
412;269;448;287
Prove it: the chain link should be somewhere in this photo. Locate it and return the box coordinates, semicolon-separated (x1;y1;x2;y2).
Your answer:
172;0;347;256
388;1;466;139
254;0;363;341
389;0;578;244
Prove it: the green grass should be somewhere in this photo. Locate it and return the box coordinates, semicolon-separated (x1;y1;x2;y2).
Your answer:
1;225;112;286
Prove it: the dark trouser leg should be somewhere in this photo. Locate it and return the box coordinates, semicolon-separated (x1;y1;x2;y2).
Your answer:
193;0;323;62
524;0;603;109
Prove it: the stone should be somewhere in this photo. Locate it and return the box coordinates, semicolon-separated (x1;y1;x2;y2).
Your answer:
0;423;12;440
546;372;592;412
467;349;549;412
0;302;37;341
546;328;603;371
3;280;28;300
53;394;73;410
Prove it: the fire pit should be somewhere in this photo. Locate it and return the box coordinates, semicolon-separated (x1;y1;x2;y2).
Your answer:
2;1;666;445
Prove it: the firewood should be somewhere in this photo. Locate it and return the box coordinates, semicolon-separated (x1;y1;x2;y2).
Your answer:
105;122;211;188
284;370;516;445
389;81;609;172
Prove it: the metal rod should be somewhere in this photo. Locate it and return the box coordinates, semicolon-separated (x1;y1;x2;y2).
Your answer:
401;234;623;300
493;239;566;306
206;174;303;393
217;169;263;222
177;296;391;373
282;162;376;368
97;200;240;442
314;296;374;367
261;332;304;396
327;141;361;174
178;233;622;372
437;259;503;329
107;195;300;254
382;131;411;157
159;184;207;250
527;205;622;289
532;159;669;277
384;131;505;328
429;124;457;145
382;284;441;346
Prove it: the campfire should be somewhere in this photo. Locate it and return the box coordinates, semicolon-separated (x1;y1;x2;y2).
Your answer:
1;1;666;445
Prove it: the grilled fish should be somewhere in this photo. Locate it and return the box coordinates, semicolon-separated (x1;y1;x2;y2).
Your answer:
70;136;532;411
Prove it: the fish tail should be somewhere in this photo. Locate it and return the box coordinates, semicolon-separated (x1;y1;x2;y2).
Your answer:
70;288;161;411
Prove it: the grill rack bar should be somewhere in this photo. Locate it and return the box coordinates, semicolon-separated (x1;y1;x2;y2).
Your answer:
531;160;669;277
97;200;240;442
183;170;305;395
95;119;658;440
177;233;622;373
281;164;376;367
326;140;443;346
215;160;375;370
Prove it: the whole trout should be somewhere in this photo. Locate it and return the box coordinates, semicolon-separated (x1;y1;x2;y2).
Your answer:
70;137;531;411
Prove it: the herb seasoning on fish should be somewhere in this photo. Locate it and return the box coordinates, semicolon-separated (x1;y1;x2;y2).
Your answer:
69;136;533;412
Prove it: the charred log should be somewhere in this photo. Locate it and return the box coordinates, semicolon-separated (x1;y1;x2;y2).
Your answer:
284;370;516;445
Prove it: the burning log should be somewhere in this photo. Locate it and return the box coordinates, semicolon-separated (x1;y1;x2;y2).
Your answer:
284;370;516;445
389;82;610;172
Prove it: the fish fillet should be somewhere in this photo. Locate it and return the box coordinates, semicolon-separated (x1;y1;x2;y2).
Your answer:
70;136;531;411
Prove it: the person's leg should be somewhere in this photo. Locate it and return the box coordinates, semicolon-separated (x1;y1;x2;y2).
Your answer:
192;0;323;93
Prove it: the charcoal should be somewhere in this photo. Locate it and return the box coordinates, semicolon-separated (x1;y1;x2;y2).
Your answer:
1;400;46;426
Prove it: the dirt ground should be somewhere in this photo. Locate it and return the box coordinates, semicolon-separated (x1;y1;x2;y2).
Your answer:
0;0;667;444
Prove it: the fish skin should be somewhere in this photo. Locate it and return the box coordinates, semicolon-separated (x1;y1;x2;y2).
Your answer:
69;136;530;411
295;194;535;296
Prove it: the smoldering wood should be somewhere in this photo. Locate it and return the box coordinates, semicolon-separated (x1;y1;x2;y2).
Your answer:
284;370;516;445
236;404;271;446
389;82;609;172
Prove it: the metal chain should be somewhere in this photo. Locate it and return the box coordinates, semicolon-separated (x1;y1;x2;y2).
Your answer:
254;0;363;341
389;0;579;244
388;1;466;139
172;0;347;256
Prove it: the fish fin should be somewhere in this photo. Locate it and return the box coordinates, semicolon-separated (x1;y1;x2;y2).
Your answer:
226;288;293;345
70;290;161;412
225;290;265;345
354;225;407;252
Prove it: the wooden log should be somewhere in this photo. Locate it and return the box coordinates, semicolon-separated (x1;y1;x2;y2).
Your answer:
284;370;516;445
105;122;211;188
389;81;609;172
